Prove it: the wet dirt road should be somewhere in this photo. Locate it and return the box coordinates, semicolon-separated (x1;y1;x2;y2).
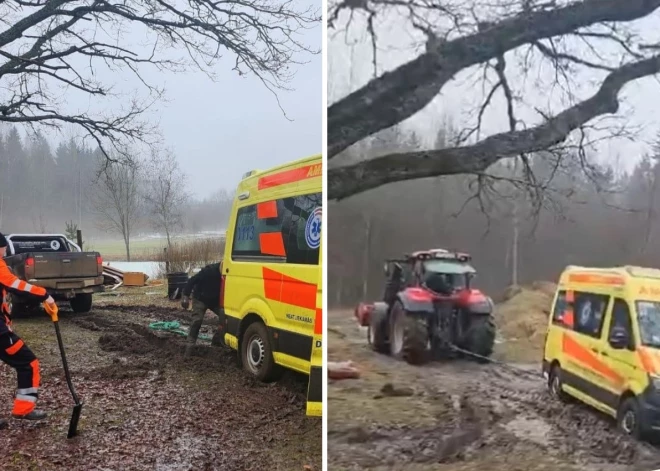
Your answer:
0;295;320;471
328;309;660;471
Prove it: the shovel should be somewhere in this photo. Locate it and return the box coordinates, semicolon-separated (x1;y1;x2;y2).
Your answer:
44;302;83;438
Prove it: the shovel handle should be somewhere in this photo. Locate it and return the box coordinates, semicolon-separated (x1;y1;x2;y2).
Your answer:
53;321;81;405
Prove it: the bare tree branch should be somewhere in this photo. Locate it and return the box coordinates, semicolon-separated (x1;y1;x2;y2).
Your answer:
329;54;660;199
328;0;660;159
1;0;320;160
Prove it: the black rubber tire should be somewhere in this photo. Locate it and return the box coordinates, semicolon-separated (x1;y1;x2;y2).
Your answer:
463;316;496;362
618;397;643;440
368;308;389;354
389;301;429;365
241;322;283;383
6;293;27;317
70;293;93;313
548;365;571;403
402;315;430;365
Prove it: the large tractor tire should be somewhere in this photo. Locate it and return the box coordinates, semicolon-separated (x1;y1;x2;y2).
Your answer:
368;303;389;354
463;315;496;362
389;301;429;365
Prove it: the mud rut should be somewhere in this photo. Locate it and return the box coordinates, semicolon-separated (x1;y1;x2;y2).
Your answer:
5;303;320;471
64;303;309;392
328;311;660;471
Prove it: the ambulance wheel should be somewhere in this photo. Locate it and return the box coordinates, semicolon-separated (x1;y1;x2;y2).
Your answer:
618;397;643;440
241;322;283;383
548;365;570;403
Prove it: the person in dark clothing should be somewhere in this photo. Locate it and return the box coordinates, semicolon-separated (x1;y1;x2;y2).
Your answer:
181;262;223;357
0;232;57;429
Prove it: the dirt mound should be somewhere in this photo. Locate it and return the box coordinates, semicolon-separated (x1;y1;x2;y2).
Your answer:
494;282;556;362
496;285;553;340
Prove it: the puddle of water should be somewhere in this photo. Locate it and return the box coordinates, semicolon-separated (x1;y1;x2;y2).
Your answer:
502;416;551;445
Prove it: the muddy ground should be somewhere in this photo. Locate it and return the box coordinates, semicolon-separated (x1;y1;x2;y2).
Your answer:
0;286;320;471
328;308;660;471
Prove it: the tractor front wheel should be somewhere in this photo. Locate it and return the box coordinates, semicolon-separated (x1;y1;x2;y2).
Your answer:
389;301;429;365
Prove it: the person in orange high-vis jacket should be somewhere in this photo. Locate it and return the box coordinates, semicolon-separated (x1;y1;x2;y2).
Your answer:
0;232;55;429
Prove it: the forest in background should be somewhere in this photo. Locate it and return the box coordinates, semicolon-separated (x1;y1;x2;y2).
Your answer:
329;120;660;307
0;126;232;238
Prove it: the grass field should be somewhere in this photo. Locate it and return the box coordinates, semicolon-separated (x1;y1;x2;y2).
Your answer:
87;234;224;261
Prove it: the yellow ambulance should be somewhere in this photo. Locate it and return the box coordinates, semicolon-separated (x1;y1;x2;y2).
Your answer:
543;265;660;439
217;154;322;416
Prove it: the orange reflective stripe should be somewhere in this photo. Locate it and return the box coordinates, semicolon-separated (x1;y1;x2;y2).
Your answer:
562;333;624;386
12;398;35;416
259;233;286;256
639;348;658;374
314;308;322;335
5;339;24;355
262;267;317;311
566;290;575;303
567;274;624;285
30;359;40;388
16;280;26;291
257;163;322;190
257;201;278;219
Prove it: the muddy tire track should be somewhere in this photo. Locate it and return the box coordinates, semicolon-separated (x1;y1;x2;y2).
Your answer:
328;310;660;471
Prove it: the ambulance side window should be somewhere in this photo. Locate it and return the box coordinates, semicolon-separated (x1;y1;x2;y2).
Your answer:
231;192;321;265
573;292;609;339
552;291;567;325
279;192;321;265
608;299;634;349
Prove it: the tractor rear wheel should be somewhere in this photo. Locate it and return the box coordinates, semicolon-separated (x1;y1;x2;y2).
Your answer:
463;316;496;362
389;301;429;365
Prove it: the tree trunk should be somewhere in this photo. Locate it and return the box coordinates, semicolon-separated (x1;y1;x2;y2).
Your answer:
124;237;131;262
511;198;519;287
362;216;372;301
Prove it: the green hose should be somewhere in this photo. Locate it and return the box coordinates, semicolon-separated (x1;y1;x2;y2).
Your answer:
148;321;212;341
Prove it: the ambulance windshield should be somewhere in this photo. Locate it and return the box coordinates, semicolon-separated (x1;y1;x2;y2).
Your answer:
636;301;660;348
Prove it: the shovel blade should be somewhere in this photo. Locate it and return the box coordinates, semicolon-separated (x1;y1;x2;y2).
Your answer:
67;403;83;439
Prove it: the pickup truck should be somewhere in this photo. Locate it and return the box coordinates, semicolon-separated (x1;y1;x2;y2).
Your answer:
4;234;105;315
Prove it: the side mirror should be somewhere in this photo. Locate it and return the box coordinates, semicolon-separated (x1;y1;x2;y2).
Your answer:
383;263;390;276
609;327;630;350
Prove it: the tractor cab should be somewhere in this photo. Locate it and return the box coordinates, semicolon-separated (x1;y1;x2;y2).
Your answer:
384;249;476;297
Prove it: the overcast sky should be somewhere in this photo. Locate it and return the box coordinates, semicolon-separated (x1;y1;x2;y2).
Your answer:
146;26;321;198
328;7;660;174
21;6;322;200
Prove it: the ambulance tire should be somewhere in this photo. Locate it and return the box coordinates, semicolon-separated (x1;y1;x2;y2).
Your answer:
548;365;571;404
241;322;283;383
618;397;643;440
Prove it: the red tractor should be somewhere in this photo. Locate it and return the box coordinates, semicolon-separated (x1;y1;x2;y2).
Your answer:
355;249;496;365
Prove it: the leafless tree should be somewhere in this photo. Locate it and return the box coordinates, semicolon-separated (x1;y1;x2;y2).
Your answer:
143;149;190;249
93;158;142;261
0;0;320;160
328;0;660;200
